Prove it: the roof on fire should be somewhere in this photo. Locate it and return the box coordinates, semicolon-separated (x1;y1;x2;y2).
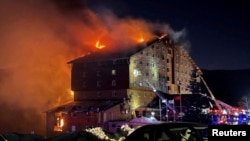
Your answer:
67;35;168;64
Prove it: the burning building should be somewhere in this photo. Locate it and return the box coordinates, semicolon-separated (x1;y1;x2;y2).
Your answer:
45;34;202;137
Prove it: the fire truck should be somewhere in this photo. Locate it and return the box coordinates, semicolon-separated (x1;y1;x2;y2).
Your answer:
200;77;249;125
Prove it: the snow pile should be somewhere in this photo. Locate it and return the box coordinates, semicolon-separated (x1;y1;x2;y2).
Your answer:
85;124;135;141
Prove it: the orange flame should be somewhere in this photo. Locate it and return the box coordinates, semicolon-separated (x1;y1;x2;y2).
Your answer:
95;40;105;49
138;36;145;43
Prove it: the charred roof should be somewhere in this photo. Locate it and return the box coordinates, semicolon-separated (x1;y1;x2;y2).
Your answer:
67;34;172;64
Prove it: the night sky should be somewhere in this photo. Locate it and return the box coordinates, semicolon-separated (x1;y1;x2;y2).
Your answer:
86;0;250;70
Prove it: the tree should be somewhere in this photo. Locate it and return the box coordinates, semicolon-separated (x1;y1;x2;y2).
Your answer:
238;96;249;109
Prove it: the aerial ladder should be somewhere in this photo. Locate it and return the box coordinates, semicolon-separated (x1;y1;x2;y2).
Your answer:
200;76;234;114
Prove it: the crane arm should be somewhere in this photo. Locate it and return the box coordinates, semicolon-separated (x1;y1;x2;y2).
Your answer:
200;76;222;111
200;77;216;99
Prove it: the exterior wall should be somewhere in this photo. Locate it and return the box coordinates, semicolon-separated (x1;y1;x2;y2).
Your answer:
129;39;171;93
46;35;202;136
129;37;199;95
74;89;128;101
127;89;156;115
172;45;199;94
46;111;58;137
71;59;129;91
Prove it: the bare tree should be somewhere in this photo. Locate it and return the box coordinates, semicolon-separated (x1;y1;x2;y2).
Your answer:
238;96;249;109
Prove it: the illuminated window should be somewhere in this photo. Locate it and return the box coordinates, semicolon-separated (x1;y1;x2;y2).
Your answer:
133;69;142;76
54;116;64;132
139;81;143;86
112;69;116;75
71;125;76;132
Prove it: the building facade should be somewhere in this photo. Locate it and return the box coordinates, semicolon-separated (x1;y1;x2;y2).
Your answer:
45;35;202;137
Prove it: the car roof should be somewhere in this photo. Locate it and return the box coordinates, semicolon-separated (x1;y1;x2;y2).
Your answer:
136;122;207;129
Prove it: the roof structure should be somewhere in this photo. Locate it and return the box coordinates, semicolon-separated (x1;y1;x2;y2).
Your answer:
67;36;167;64
45;100;123;113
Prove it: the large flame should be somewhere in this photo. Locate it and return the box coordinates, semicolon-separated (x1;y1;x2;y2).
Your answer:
0;0;173;135
95;40;105;49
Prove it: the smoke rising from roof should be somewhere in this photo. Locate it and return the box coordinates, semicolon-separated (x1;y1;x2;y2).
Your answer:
0;0;187;135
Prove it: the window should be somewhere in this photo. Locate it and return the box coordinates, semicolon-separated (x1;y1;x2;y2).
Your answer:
82;72;86;78
82;82;86;88
112;91;117;97
167;76;170;81
161;55;164;60
112;80;116;86
139;81;143;86
112;69;116;75
96;71;101;76
133;69;141;76
97;62;102;66
97;81;101;87
97;92;102;97
54;115;64;132
168;49;172;54
167;86;171;90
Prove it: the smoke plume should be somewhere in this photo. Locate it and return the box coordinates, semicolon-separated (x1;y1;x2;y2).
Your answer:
0;0;185;135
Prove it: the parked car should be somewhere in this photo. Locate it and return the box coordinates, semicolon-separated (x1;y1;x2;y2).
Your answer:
124;122;208;141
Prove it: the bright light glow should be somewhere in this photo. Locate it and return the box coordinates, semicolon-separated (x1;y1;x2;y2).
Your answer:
222;109;227;115
70;90;74;96
133;69;141;76
95;40;105;49
60;118;64;127
138;37;144;42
